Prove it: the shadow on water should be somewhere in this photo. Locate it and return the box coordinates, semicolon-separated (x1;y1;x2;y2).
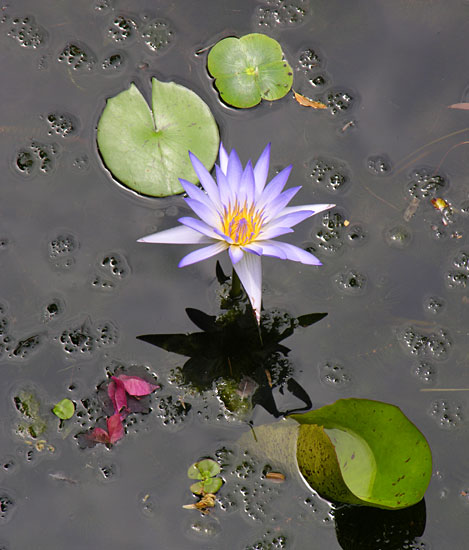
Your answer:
138;264;325;418
334;498;426;550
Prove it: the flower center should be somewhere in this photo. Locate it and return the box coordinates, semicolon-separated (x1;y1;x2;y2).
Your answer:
221;202;264;246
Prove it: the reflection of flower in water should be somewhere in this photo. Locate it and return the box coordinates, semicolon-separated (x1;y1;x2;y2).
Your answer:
138;143;333;322
138;283;327;418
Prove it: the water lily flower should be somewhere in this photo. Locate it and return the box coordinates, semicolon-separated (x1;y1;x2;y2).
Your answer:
138;144;334;323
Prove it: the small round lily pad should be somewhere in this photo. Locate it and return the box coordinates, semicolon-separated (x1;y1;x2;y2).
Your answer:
97;78;219;197
207;33;293;108
52;398;75;420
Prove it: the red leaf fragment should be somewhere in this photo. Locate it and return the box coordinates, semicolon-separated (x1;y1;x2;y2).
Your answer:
108;378;129;418
114;375;159;397
107;413;124;444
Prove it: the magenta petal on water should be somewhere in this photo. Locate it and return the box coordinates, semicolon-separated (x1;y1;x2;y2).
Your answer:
107;413;124;444
110;377;128;415
88;427;110;444
116;375;159;396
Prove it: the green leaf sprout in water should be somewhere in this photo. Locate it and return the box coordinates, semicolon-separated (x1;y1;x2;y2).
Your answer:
97;78;219;197
207;33;293;108
187;459;223;496
239;398;432;510
52;398;75;420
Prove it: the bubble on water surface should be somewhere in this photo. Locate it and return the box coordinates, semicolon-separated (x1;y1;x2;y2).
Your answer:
325;90;354;115
187;516;221;538
154;395;191;428
245;532;288;549
71;153;89;172
384;225;412;248
445;250;469;290
1;457;17;474
334;269;367;294
5;15;47;48
98;463;119;481
15;141;58;175
367;155;392;176
397;326;451;361
47;232;78;270
308;157;349;193
345;223;367;246
99;252;130;279
94;0;114;13
140;19;173;52
424;296;445;315
255;0;310;27
58;42;96;71
319;360;351;387
412;361;437;384
108;14;136;43
430;399;463;429
298;48;322;71
308;208;347;255
55;317;118;357
406;168;447;199
9;334;43;360
0;493;15;523
101;51;126;72
45;113;78;138
41;298;65;323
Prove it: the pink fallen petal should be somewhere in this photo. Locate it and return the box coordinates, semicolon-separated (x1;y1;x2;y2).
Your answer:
115;375;159;397
88;427;110;444
448;103;469;110
109;377;129;416
107;413;124;444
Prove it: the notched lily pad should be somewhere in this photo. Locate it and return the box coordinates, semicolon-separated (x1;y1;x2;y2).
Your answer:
97;78;219;197
240;398;432;510
207;33;293;108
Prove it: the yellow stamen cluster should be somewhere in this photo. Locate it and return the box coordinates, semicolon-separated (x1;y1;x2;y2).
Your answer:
221;202;264;245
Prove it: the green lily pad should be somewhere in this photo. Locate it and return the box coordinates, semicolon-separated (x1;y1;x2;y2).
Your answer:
188;459;221;480
97;78;219;197
239;398;432;510
207;33;293;108
190;477;223;495
52;398;75;420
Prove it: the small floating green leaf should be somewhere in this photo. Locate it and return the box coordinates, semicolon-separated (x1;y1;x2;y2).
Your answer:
188;459;221;480
207;33;293;108
97;78;219;197
52;398;75;420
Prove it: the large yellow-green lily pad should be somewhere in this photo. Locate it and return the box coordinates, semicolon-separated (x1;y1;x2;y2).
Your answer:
240;398;432;510
97;78;219;197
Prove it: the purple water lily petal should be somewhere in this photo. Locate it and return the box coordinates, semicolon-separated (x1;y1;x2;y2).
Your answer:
253;143;271;198
278;203;335;217
138;225;213;245
229;245;244;264
179;178;217;212
238;161;255;205
216;164;233;207
258;225;294;240
178;241;228;267
189;152;221;208
227;149;243;193
219;143;229;174
263;186;301;222
233;252;262;323
264;210;315;231
257;165;292;211
178;216;220;240
184;197;219;227
261;240;322;265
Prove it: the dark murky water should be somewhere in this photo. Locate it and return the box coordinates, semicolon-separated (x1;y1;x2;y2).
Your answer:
1;0;469;548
